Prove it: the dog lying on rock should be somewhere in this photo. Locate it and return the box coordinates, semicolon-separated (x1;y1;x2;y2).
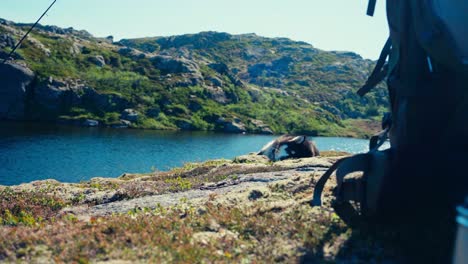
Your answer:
257;135;319;161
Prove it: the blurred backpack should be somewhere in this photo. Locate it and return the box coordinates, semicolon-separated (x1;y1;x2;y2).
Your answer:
312;0;468;218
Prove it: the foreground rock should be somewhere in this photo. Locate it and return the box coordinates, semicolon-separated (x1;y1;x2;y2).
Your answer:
0;153;411;263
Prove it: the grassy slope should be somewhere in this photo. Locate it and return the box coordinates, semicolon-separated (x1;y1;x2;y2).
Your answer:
0;20;388;137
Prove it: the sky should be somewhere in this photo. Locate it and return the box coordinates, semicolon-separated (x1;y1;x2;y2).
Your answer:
0;0;389;59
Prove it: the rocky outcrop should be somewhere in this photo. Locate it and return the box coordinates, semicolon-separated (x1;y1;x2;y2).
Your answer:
155;31;232;50
217;118;246;133
248;56;293;78
150;55;203;87
111;119;132;128
88;55;106;67
34;78;82;111
0;62;35;120
0;34;16;48
27;36;51;56
118;47;147;59
208;62;245;88
206;86;229;104
250;119;274;135
151;55;199;74
69;42;83;55
33;77;130;113
121;109;139;122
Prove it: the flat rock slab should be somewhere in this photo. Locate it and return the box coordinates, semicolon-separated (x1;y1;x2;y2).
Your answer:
76;166;328;217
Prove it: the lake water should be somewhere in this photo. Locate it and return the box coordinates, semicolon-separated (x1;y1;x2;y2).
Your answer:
0;122;384;186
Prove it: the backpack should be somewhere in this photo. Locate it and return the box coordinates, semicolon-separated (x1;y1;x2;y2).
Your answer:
312;0;468;219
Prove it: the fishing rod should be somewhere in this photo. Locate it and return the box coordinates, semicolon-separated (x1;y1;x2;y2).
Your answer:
2;0;58;64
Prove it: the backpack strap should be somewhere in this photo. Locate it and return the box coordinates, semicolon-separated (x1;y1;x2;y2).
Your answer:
369;127;389;151
369;113;392;151
311;150;391;216
311;153;370;207
357;37;392;97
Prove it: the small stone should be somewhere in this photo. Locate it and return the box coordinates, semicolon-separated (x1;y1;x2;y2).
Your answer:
82;119;99;127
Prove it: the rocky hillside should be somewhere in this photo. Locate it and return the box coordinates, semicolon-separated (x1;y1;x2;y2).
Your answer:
0;18;387;137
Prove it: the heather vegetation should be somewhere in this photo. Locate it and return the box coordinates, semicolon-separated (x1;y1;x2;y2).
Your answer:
0;153;409;263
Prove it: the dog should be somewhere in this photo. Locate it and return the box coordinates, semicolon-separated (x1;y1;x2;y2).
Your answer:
257;135;319;161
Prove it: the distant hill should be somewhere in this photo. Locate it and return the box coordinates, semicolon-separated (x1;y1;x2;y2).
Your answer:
0;18;387;137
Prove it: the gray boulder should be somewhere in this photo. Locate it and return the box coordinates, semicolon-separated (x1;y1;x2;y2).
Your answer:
82;119;99;127
0;34;16;48
69;42;83;55
111;119;132;128
206;86;228;104
118;47;147;59
151;55;199;74
224;121;246;133
250;119;274;135
121;109;139;122
88;55;106;67
0;62;35;119
217;118;246;133
209;77;223;87
170;73;204;87
208;62;245;87
34;78;82;111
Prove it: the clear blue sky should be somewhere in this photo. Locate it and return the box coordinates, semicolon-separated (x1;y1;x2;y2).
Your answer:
0;0;388;59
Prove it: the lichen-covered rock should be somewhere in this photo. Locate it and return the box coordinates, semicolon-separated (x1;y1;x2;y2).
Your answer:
233;154;270;164
206;86;228;104
151;55;199;74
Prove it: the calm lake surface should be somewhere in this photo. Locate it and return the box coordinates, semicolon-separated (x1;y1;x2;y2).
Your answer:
0;122;383;186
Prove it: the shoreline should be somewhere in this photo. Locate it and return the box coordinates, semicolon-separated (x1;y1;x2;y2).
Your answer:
0;119;379;139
